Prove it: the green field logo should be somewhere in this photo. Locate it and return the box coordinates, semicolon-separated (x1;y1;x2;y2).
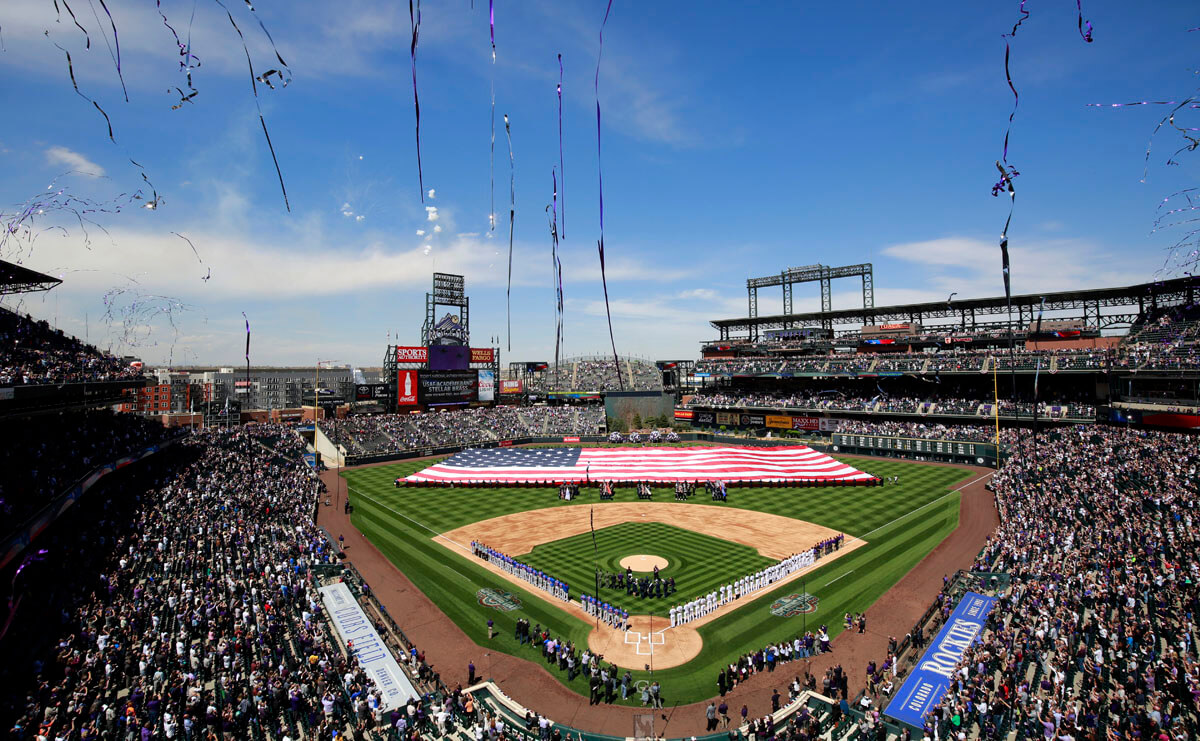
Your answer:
770;592;819;618
477;587;522;612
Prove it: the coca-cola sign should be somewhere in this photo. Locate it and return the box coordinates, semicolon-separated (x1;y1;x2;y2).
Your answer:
397;370;419;406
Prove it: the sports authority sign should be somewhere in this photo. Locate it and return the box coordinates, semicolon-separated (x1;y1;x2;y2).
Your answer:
769;592;819;617
396;346;428;363
476;587;522;612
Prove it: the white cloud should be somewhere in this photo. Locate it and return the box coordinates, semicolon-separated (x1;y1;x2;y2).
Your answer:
427;188;436;200
433;224;442;233
880;236;1138;297
677;288;717;300
45;146;105;176
415;229;426;236
426;206;439;222
355;215;364;222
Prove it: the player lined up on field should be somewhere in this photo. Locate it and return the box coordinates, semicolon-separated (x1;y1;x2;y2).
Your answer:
470;541;571;602
670;535;844;627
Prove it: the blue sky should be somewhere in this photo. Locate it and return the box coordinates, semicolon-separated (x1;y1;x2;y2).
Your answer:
0;0;1196;366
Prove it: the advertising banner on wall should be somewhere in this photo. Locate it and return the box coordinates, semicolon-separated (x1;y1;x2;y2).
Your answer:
477;370;496;402
319;583;418;711
397;370;419;407
395;346;428;363
885;592;997;727
715;412;736;426
791;416;821;431
766;415;793;429
673;409;694;420
471;347;495;363
739;414;765;427
418;370;478;406
695;411;715;426
499;380;524;394
819;418;841;432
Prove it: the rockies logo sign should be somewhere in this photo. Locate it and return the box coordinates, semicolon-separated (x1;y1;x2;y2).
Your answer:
769;592;819;618
477;588;522;612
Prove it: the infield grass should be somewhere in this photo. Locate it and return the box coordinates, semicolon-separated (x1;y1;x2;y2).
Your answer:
518;521;775;615
344;452;975;706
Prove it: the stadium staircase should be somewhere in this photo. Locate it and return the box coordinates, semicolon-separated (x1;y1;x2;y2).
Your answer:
571;408;580;432
570;362;579;388
866;358;878;373
920;357;930;374
625;358;635;387
516;409;534;432
1049;354;1059;373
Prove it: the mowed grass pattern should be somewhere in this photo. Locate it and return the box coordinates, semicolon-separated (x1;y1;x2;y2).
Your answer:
518;521;774;616
345;452;976;704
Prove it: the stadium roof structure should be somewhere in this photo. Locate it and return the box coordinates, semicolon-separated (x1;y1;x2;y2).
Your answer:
0;260;62;295
710;275;1200;341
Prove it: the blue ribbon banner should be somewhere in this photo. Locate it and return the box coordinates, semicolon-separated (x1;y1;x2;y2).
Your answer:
884;591;997;727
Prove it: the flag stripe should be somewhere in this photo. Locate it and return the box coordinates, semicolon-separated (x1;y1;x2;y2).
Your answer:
405;445;874;483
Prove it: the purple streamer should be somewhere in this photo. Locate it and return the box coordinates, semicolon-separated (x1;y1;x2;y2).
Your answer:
94;0;129;102
558;53;565;239
58;1;91;48
505;113;515;352
489;0;496;232
594;0;621;390
54;43;115;143
1075;0;1094;43
998;0;1029;164
410;0;424;203
548;170;564;378
214;0;290;212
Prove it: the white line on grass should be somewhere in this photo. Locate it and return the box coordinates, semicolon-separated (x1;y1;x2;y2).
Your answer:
346;485;479;583
824;570;854;587
848;470;995;547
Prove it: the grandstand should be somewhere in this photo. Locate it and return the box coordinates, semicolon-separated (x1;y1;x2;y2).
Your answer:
524;355;663;393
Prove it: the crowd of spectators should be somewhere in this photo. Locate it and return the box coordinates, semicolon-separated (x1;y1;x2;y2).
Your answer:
695;346;1200;376
683;390;1097;421
322;406;606;456
834;419;1025;445
0;307;142;386
1;424;447;740
2;410;185;534
890;426;1200;740
526;358;662;392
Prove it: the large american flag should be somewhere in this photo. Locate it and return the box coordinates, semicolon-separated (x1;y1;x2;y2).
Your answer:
404;446;874;484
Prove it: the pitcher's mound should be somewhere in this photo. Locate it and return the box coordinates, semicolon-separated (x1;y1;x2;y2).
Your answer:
619;554;669;572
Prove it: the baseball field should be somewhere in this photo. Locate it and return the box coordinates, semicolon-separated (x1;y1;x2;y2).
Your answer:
343;449;974;705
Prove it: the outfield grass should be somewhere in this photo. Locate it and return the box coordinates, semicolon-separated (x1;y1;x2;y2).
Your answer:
345;452;973;705
518;521;775;616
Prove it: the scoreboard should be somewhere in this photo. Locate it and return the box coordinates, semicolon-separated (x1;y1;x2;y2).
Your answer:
831;433;999;462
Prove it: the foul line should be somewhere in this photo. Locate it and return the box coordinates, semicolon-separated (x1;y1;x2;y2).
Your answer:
849;470;995;547
348;482;472;556
824;570;854;587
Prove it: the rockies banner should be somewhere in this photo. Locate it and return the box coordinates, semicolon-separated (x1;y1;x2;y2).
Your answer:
885;592;997;727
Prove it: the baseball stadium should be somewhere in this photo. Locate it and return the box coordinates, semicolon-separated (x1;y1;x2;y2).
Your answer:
3;3;1200;741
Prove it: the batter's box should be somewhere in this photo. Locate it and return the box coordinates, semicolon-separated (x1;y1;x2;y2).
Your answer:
647;632;665;645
